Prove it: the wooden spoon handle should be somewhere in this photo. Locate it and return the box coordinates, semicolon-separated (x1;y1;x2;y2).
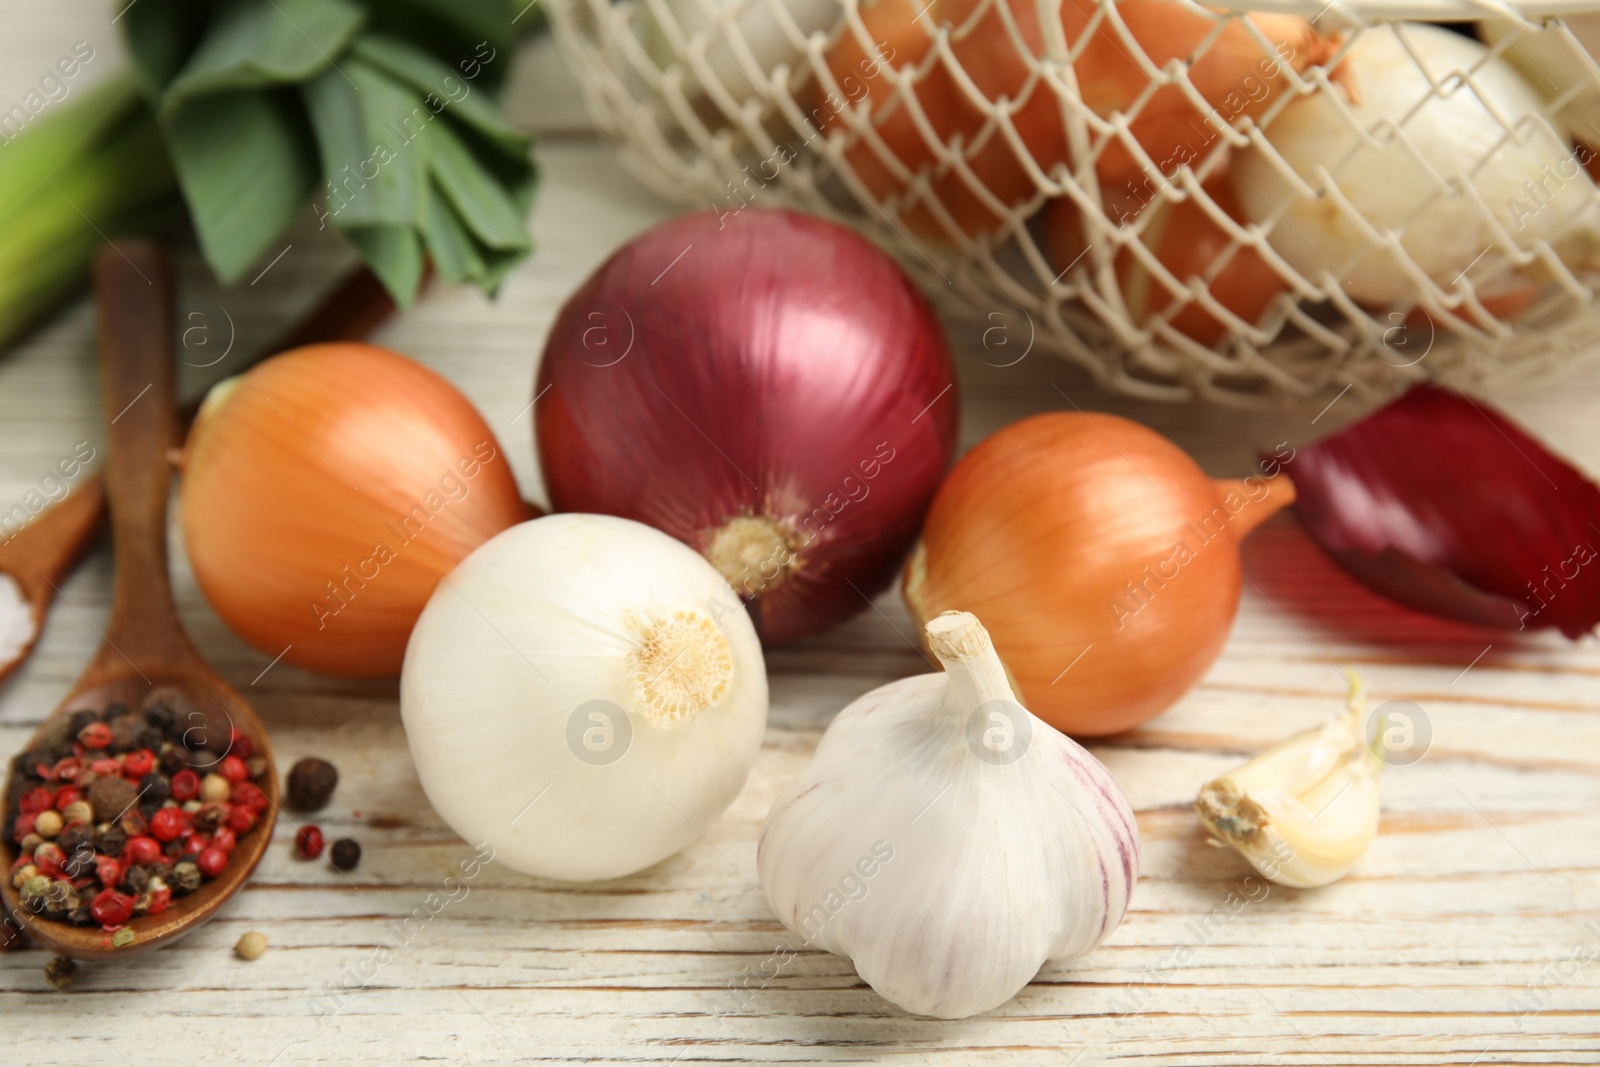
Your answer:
93;241;187;672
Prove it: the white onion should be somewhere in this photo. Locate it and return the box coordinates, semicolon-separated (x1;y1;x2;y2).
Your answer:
1482;14;1600;143
1233;23;1598;304
400;514;768;882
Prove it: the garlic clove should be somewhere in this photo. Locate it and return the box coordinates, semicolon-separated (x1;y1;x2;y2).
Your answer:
758;610;1140;1019
1195;674;1382;889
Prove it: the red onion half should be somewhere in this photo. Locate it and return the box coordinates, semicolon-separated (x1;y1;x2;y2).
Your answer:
536;209;958;644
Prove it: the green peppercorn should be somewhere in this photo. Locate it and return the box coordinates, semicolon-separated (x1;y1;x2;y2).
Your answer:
18;876;49;912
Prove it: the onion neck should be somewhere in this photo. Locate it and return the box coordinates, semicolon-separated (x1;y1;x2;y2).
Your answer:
925;611;1017;720
626;609;734;725
1212;474;1296;540
705;514;800;599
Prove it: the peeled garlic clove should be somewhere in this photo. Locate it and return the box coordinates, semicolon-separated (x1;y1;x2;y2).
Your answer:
400;514;768;882
1195;674;1381;889
758;611;1140;1020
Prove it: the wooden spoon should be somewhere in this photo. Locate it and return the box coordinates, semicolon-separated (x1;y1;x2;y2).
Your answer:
0;242;279;960
0;264;404;689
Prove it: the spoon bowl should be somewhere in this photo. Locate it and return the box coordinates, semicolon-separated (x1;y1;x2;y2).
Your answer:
0;242;278;960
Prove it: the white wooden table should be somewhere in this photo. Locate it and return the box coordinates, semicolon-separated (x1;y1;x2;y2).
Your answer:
3;8;1599;1064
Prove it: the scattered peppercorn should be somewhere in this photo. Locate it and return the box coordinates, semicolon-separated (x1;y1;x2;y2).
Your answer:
43;955;76;990
295;825;325;860
286;758;339;812
330;838;361;872
234;931;268;961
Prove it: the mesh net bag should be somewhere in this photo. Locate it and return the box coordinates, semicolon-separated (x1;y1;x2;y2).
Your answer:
549;0;1600;404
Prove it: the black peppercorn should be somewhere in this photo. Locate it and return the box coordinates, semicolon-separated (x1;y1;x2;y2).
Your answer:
119;866;151;896
134;725;164;752
61;846;96;880
94;825;127;857
329;838;361;871
67;905;94;927
139;772;172;806
144;703;175;734
56;824;93;854
286;758;339;811
159;747;187;776
68;709;100;736
105;701;130;720
108;712;146;751
192;805;225;834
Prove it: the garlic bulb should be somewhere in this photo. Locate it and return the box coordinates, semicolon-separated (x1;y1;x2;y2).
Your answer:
400;514;768;882
1195;674;1381;889
758;611;1140;1019
1233;23;1597;304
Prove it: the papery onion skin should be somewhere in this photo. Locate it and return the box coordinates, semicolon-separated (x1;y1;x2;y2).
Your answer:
904;412;1294;736
181;343;526;678
401;514;768;883
536;208;958;646
1285;384;1600;638
822;0;1338;238
1233;23;1595;304
1044;180;1286;344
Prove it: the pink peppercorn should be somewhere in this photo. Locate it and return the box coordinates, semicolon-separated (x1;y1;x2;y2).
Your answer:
89;758;120;777
232;782;269;813
295;825;324;860
78;723;112;749
94;855;123;888
122;749;154;778
170;770;200;803
229;729;254;760
211;827;237;853
125;836;162;866
52;787;81;812
147;886;171;915
196;848;228;879
219;756;248;784
19;787;52;816
90;889;135;926
150;808;186;843
184;834;211;856
51;758;81;783
226;806;257;834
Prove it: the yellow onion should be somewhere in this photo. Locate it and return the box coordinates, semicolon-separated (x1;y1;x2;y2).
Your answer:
180;343;526;678
820;0;1339;239
1044;178;1287;344
903;412;1294;736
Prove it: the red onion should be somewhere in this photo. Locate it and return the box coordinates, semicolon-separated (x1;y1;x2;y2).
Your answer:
1286;384;1600;637
535;209;958;644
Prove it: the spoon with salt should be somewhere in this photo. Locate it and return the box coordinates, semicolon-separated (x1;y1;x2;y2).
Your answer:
0;242;279;959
